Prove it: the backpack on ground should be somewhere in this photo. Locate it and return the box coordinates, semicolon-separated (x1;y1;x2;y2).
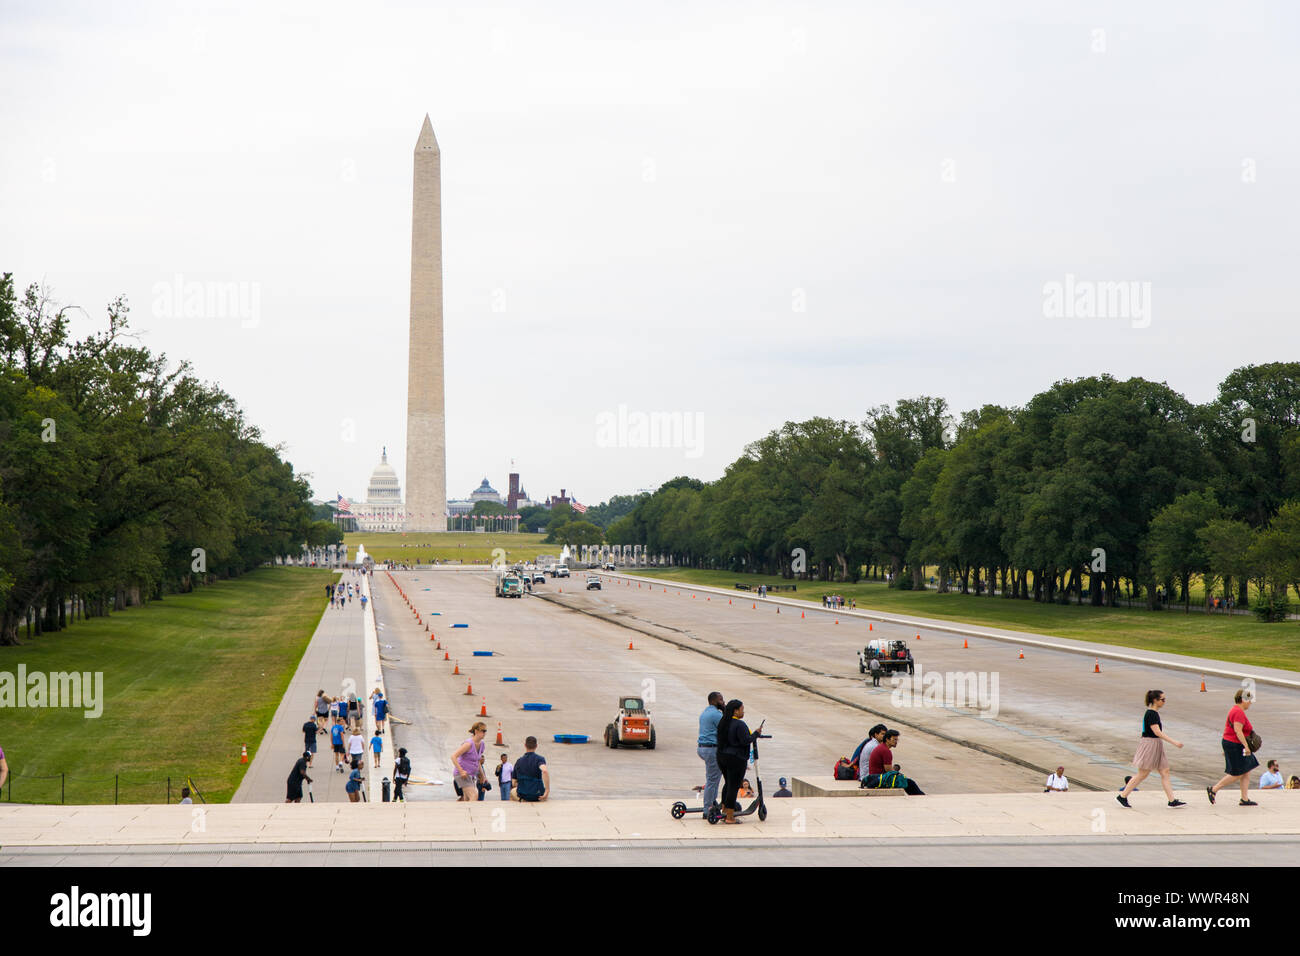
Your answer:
833;757;858;780
860;770;906;790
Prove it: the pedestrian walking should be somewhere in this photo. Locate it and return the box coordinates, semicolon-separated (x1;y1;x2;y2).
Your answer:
494;754;513;801
303;713;319;766
372;689;388;735
348;728;365;770
371;730;383;768
345;765;364;803
869;656;882;687
315;690;330;732
451;722;488;802
697;691;725;817
393;747;411;802
512;736;549;802
286;751;312;803
1116;690;1185;807
716;699;764;825
1208;689;1260;806
331;718;347;772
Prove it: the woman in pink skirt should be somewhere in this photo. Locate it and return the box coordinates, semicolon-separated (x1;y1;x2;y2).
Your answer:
1117;689;1186;808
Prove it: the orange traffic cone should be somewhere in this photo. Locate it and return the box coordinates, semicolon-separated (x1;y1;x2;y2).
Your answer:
452;659;459;673
465;680;473;695
430;632;435;641
495;722;505;746
752;603;756;609
916;633;921;640
628;641;635;650
963;638;968;649
480;697;488;717
835;619;839;625
1019;650;1024;659
801;611;805;619
240;744;248;764
1200;675;1207;693
869;623;873;631
1094;658;1101;674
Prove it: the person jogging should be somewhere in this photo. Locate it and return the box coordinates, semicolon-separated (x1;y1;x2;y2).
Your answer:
1208;688;1260;806
1116;690;1186;808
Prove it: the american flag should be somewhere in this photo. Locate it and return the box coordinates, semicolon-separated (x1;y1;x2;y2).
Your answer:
336;494;353;514
571;498;587;514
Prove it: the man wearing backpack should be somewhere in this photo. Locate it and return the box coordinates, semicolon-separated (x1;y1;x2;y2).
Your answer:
393;747;411;802
512;737;549;802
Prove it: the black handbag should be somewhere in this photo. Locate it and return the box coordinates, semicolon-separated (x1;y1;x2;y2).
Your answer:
1247;731;1262;753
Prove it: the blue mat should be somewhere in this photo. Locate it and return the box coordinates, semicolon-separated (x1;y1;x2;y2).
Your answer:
473;651;493;657
522;703;552;711
553;734;588;744
501;677;519;682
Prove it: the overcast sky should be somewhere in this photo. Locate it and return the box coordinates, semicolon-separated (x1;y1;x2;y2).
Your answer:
4;1;1297;506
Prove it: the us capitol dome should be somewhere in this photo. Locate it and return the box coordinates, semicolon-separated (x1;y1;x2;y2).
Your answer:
358;448;405;531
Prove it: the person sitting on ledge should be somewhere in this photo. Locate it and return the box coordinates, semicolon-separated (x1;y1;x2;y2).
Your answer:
864;730;925;795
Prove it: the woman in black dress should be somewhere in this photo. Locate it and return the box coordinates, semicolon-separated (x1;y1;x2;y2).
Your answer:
716;699;764;825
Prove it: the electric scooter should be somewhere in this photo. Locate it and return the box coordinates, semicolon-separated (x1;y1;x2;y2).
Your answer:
670;793;718;820
705;733;771;824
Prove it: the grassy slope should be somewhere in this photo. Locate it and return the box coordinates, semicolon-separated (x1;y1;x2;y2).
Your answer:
344;531;555;564
629;568;1300;671
0;567;334;804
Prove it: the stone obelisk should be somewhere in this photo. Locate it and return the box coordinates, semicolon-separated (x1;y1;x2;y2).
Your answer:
404;115;447;532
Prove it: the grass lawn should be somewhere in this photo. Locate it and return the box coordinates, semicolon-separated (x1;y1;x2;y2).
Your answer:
344;531;556;565
0;566;334;805
628;568;1300;671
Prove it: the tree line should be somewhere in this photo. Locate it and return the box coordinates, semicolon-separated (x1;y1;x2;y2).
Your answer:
604;366;1300;617
0;276;330;645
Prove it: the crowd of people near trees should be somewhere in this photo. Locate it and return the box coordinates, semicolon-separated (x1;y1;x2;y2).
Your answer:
606;366;1300;618
0;276;335;646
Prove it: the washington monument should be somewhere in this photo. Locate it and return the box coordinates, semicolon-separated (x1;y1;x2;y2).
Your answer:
404;114;447;532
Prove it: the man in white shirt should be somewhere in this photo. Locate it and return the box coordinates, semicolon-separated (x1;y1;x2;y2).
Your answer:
857;725;888;782
1260;760;1284;790
1045;766;1069;792
347;731;365;770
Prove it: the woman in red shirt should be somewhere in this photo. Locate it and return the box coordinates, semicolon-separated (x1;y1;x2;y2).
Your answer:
1208;689;1259;806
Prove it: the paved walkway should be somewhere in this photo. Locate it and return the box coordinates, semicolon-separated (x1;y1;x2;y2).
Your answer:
2;791;1296;848
233;574;368;803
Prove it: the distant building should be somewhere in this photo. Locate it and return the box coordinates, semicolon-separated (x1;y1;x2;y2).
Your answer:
545;488;572;509
356;448;405;532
